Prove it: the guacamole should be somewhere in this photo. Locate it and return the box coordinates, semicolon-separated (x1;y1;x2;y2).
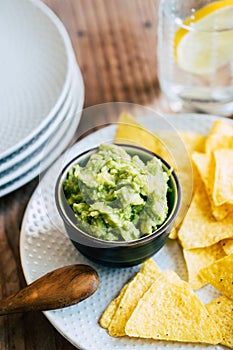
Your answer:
63;143;170;241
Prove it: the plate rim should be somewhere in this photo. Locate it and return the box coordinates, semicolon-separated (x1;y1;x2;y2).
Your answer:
0;64;83;179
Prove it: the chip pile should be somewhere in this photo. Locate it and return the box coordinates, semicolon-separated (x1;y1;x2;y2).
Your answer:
101;113;233;348
99;259;226;345
177;119;233;290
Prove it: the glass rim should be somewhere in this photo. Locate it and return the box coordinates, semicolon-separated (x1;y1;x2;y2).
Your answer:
160;0;233;33
175;17;233;33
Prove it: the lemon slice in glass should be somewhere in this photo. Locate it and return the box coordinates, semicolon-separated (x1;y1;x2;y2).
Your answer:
174;0;233;75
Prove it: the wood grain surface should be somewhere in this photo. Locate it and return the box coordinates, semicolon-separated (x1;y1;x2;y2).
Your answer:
0;1;160;349
45;0;160;107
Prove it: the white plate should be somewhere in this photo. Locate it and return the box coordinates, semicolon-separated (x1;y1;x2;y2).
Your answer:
0;57;81;173
0;75;84;198
0;64;84;186
20;114;232;350
0;0;75;160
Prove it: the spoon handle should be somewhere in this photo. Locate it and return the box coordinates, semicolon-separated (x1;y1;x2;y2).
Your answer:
0;264;98;315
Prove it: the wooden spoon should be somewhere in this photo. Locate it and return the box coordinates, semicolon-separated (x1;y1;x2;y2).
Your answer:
0;264;99;315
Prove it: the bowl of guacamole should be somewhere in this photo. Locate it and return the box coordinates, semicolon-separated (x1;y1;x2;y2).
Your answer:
55;143;181;267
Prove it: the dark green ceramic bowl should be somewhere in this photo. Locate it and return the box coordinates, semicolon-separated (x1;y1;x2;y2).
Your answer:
55;144;181;267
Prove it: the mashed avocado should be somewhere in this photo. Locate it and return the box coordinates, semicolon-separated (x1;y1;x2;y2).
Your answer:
63;144;170;241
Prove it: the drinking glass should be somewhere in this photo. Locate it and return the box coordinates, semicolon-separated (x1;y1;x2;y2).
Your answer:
157;0;233;116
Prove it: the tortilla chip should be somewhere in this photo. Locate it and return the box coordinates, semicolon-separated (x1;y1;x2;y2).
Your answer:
168;169;192;240
192;151;233;220
192;151;214;196
107;272;158;337
139;258;161;276
161;269;184;285
100;259;161;336
206;296;233;349
192;120;233;218
205;120;233;154
161;132;205;239
179;131;206;155
115;112;162;154
183;243;226;290
168;227;179;240
125;271;222;344
178;186;233;249
168;167;193;239
168;158;204;241
199;255;233;300
220;238;233;255
213;149;233;206
169;152;206;239
154;131;186;171
99;283;129;329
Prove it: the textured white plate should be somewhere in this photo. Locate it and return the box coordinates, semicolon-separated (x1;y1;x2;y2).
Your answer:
20;114;232;350
0;71;84;198
0;0;75;160
0;64;84;187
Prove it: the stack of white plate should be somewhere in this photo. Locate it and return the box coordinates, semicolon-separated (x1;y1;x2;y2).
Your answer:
0;0;84;197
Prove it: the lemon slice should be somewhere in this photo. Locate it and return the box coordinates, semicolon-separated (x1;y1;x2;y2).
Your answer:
174;0;233;74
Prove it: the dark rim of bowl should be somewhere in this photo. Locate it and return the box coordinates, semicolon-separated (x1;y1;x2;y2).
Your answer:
55;144;182;247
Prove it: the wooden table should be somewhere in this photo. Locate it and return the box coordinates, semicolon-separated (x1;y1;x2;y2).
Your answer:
0;1;161;349
2;1;233;349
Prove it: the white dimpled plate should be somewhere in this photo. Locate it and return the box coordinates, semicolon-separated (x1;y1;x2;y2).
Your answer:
20;114;232;350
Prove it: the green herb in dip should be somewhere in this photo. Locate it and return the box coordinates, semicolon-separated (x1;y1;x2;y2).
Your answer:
63;143;170;241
